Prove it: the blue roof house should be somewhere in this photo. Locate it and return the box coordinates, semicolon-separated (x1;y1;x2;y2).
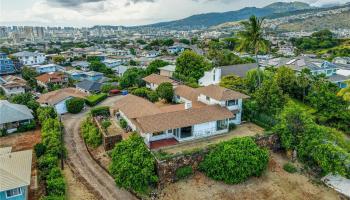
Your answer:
0;147;32;200
0;53;16;75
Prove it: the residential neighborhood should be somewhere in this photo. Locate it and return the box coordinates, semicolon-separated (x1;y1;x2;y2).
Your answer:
1;1;350;200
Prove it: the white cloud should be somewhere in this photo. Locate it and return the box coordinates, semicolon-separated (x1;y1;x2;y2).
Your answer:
0;0;348;26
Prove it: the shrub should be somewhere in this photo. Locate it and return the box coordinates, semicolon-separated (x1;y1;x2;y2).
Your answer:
81;119;102;148
283;163;297;173
101;84;118;93
146;90;158;102
0;128;7;137
132;87;149;98
46;177;66;196
37;107;57;124
34;143;46;158
101;120;111;129
109;134;158;194
156;82;174;102
199;137;269;184
119;118;128;129
90;106;110;117
85;93;108;106
176;166;193;179
41;195;65;200
17;120;36;132
66;97;84;114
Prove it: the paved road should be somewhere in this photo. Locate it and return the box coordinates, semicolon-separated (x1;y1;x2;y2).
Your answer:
62;95;136;200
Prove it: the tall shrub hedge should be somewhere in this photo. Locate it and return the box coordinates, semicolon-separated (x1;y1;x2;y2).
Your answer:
199;137;269;184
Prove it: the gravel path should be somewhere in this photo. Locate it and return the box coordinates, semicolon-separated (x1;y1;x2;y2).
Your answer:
62;95;136;200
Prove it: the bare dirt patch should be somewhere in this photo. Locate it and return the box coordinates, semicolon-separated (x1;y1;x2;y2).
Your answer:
0;128;41;151
158;152;340;200
63;165;97;200
89;145;111;170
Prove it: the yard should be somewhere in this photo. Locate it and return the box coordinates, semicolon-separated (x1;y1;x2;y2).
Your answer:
158;122;264;155
158;152;341;200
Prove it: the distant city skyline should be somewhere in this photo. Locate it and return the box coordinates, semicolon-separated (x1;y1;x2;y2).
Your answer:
0;0;348;27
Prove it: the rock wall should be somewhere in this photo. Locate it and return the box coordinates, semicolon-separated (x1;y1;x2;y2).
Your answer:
156;134;281;188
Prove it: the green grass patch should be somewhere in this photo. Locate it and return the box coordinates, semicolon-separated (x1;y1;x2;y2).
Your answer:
283;162;298;173
176;166;193;179
85;93;108;106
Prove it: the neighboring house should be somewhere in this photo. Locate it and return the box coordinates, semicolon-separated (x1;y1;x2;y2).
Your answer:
12;51;45;66
0;76;27;96
112;65;133;76
159;65;176;77
167;46;185;54
102;59;122;68
0;147;32;200
142;51;159;58
37;88;87;114
106;48;130;56
0;52;16;75
66;70;104;82
111;84;249;148
198;63;258;86
0;100;34;133
333;57;350;65
71;61;90;71
32;64;62;74
143;74;177;90
75;80;102;94
35;72;68;89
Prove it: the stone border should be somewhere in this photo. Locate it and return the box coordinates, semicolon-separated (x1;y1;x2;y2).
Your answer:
155;134;281;189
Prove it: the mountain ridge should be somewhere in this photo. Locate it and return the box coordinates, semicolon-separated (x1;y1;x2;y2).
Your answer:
140;1;313;30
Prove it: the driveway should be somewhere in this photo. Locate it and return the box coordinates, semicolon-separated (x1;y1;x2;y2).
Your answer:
62;95;136;200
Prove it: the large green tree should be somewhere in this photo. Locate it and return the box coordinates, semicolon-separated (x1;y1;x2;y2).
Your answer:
253;78;287;115
145;59;169;75
109;134;158;194
156;82;174;103
174;50;211;84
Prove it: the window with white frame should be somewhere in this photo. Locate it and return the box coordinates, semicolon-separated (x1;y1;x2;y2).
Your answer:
6;188;22;198
226;99;238;106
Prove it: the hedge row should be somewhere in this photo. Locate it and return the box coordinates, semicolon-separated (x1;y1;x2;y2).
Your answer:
81;118;102;148
35;107;66;199
90;106;110;117
85;93;108;106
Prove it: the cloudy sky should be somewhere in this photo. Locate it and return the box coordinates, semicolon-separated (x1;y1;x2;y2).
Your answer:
0;0;347;27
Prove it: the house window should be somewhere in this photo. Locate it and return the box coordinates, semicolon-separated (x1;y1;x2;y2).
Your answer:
216;119;228;131
167;129;173;134
6;188;22;198
153;131;165;136
226;100;238;106
206;96;210;101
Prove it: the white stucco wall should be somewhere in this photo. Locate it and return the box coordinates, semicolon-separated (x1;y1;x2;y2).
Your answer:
198;68;221;86
1;86;25;96
54;98;72;114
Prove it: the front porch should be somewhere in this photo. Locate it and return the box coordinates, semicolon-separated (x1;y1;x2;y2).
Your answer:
153;122;264;154
150;138;179;149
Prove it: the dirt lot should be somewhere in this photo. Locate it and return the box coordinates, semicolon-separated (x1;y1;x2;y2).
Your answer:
63;165;97;200
89;145;111;170
0;129;41;151
158;152;340;200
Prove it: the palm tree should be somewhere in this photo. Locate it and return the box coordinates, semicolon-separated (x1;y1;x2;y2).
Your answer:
237;15;269;87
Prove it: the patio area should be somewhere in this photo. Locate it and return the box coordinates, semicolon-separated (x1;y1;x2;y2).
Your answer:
156;122;264;155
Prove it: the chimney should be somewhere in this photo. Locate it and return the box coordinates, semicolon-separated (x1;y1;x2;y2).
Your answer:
185;101;192;110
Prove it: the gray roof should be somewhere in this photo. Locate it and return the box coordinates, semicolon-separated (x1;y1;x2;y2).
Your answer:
0;147;33;192
327;74;350;82
159;65;176;72
0;100;34;124
219;63;258;78
76;80;102;92
12;51;43;57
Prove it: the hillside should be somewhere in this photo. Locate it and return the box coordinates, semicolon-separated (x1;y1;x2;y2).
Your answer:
276;9;350;32
142;2;313;30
